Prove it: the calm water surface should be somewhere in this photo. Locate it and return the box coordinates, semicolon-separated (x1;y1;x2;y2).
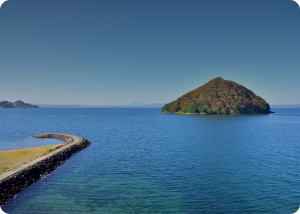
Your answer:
1;108;300;213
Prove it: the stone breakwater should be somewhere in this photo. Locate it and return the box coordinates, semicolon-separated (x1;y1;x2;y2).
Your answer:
0;133;91;205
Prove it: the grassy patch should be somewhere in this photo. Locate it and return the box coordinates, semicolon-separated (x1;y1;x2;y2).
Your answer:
0;144;64;173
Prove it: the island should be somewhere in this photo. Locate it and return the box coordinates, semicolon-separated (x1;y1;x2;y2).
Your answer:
162;77;272;114
0;100;38;108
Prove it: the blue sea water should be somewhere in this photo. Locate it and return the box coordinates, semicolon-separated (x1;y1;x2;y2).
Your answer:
1;108;300;213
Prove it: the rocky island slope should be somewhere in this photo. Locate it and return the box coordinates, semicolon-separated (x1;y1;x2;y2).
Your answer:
162;77;272;114
0;100;38;108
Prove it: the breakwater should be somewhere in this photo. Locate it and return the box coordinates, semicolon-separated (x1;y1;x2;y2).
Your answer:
0;133;91;205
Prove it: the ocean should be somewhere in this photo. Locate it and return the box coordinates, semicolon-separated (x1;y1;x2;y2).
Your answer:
1;108;300;213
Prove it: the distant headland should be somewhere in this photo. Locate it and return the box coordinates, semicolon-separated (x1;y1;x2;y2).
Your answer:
0;100;38;108
162;77;272;114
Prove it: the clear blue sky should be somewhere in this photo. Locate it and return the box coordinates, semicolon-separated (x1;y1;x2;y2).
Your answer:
0;0;299;105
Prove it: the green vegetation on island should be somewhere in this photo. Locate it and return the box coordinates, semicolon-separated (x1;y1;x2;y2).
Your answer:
0;100;38;108
162;77;271;114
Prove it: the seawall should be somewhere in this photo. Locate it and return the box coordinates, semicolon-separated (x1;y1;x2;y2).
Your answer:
0;133;91;205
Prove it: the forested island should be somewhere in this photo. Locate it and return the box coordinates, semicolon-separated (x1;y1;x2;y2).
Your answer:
0;100;38;108
162;77;272;114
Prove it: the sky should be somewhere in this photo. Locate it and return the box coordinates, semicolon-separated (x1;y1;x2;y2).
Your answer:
0;0;299;105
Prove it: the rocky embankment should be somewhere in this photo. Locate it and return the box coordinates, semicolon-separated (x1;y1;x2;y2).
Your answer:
0;133;91;205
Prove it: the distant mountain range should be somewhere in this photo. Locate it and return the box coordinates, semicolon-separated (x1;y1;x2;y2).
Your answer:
35;102;165;108
0;100;38;108
125;102;165;108
1;100;299;109
126;101;145;106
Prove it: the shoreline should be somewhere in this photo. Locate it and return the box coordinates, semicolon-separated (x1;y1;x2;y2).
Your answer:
162;111;274;115
0;133;91;205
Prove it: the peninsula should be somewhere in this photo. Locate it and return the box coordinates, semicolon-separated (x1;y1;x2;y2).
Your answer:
162;77;272;114
0;133;91;205
0;100;38;108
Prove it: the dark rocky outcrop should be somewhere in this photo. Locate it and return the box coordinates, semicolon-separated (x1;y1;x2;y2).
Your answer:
0;100;38;108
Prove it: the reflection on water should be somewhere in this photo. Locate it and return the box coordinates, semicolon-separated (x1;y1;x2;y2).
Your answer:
1;108;300;213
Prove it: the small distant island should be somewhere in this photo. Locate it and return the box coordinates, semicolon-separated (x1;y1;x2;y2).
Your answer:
0;100;38;108
162;77;272;114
